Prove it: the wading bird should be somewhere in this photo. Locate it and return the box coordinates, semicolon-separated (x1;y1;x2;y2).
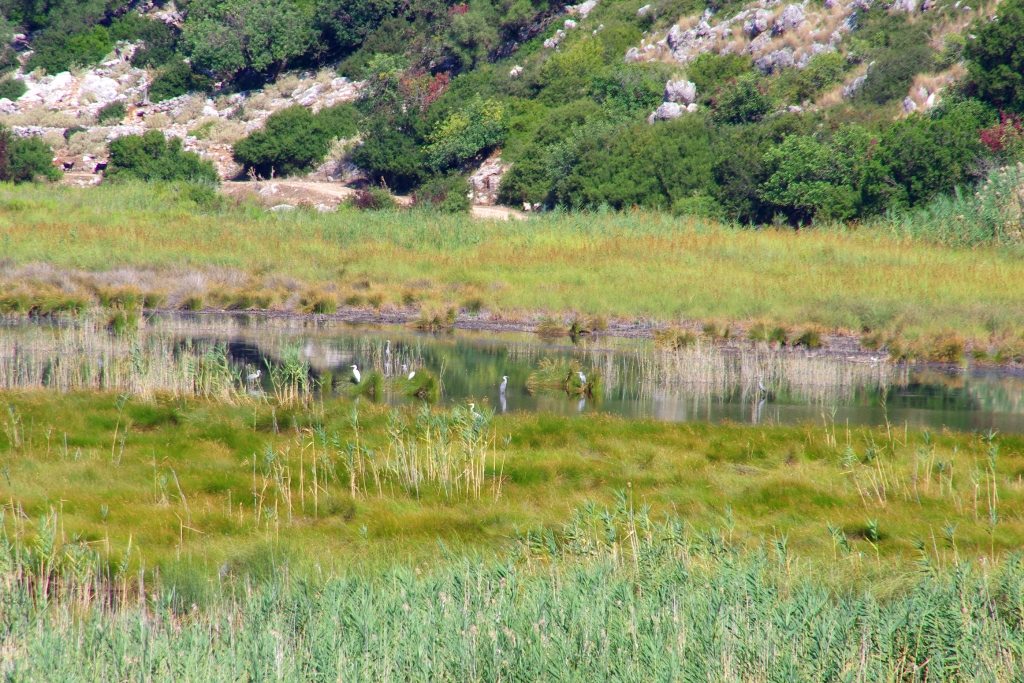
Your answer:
246;369;261;383
577;371;587;385
351;364;361;384
499;375;508;393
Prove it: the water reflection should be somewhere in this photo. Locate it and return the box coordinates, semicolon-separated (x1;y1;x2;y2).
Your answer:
1;314;1024;432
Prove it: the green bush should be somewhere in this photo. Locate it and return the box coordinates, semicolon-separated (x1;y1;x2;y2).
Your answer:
106;131;219;184
0;127;61;183
350;114;428;193
858;44;934;105
413;174;470;212
148;61;212;103
232;105;358;178
711;73;772;124
97;101;126;124
425;97;507;171
966;0;1024;111
687;53;753;97
26;24;113;73
0;77;26;100
556;115;716;210
181;0;316;79
759;129;871;224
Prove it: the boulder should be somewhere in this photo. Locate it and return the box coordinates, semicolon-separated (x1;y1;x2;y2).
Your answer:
637;3;652;16
509;65;524;78
564;18;578;28
648;102;684;123
566;0;598;18
469;154;508;205
744;9;772;37
755;48;795;73
772;3;806;35
664;79;697;105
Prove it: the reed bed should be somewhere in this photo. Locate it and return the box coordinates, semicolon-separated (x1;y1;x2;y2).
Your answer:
1;500;1023;680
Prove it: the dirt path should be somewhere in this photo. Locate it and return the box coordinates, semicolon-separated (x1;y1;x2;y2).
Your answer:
222;180;527;220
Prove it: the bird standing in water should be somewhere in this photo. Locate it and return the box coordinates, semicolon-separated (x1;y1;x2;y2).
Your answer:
499;376;508;393
351;364;361;384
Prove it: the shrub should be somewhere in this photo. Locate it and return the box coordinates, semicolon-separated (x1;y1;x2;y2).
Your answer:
759;128;871;224
687;53;753;97
711;73;772;124
181;0;316;79
858;44;934;105
556;115;716;210
233;105;357;178
413;174;470;212
97;101;126;124
347;187;397;210
0;127;61;183
425;97;507;171
965;0;1024;112
106;131;219;184
0;78;26;101
26;25;113;73
148;61;212;103
350;115;428;192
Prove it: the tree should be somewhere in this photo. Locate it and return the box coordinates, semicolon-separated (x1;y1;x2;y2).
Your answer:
106;131;219;184
425;97;506;171
966;0;1024;111
181;0;316;79
0;127;61;183
232;105;358;178
759;130;870;223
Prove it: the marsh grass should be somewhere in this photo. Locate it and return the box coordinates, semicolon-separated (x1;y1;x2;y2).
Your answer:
2;489;1024;679
3;182;1024;341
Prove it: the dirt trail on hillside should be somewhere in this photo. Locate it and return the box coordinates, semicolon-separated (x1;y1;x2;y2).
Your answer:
221;180;527;220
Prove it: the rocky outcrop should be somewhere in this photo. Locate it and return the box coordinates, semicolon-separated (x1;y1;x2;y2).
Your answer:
468;153;509;205
664;79;697;105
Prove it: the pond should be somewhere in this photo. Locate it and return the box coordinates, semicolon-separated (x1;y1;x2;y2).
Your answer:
2;313;1023;433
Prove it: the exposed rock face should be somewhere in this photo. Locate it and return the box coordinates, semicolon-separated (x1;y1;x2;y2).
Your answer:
902;97;918;113
664;79;697;105
772;4;806;34
648;102;685;122
468;153;509;205
755;48;795;73
566;0;599;18
637;4;652;17
509;65;524;78
744;9;772;37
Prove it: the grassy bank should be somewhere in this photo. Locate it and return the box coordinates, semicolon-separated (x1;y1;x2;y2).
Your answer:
3;183;1024;349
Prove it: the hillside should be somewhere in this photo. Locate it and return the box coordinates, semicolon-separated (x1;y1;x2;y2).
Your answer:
0;0;1023;223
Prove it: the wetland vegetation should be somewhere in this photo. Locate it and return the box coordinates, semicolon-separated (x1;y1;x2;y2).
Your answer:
1;314;1024;676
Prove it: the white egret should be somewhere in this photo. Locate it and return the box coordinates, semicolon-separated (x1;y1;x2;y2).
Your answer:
577;371;587;385
246;369;262;383
469;402;480;420
351;364;361;384
499;375;508;393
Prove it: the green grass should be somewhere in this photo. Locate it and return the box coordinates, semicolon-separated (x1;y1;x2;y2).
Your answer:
2;182;1024;342
2;389;1024;677
2;390;1023;580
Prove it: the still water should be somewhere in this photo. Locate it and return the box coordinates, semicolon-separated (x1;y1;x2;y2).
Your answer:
2;313;1024;433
